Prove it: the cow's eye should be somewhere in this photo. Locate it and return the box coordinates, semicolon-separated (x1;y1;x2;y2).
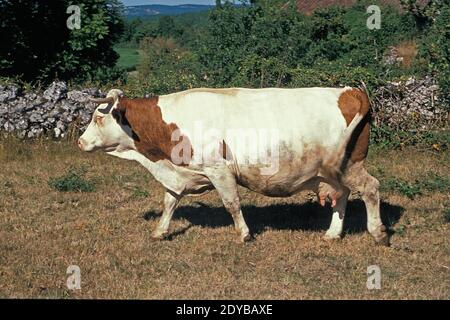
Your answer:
95;116;105;125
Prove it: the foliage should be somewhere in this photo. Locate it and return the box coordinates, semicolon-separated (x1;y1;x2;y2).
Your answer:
380;172;450;199
132;37;202;95
48;167;96;192
381;178;423;199
0;0;124;83
415;2;450;104
444;209;450;223
197;0;420;88
370;125;450;150
400;0;446;30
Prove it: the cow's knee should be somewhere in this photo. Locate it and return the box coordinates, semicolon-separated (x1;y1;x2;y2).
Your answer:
362;175;389;246
361;175;379;206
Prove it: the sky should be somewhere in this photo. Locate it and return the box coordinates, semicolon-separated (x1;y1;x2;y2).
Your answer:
121;0;216;6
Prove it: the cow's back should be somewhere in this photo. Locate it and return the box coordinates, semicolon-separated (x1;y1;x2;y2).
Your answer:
158;87;351;156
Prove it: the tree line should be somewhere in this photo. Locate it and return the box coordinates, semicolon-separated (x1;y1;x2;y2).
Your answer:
0;0;448;104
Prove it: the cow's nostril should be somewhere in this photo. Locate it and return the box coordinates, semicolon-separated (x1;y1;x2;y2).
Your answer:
77;139;83;149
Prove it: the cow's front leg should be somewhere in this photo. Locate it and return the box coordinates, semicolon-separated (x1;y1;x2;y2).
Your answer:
206;170;251;243
324;186;350;240
151;190;181;240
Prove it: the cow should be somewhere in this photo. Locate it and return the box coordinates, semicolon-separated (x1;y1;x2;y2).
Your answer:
78;87;389;246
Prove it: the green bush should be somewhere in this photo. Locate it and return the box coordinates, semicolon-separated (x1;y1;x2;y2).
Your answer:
380;172;450;199
381;178;423;199
197;0;422;88
49;168;95;193
444;209;450;223
417;3;450;107
0;0;124;84
131;37;202;95
371;126;450;150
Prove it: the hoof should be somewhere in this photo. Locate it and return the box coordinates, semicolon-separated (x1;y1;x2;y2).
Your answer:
371;225;390;246
151;232;167;241
374;233;390;246
238;233;253;243
323;233;342;241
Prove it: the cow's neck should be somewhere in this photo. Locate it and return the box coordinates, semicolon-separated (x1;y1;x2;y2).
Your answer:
106;149;185;194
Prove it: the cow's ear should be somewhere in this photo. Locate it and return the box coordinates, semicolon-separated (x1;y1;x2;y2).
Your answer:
112;104;131;127
112;107;124;123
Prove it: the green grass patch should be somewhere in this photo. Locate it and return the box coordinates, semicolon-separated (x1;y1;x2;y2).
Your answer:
380;172;450;199
131;186;150;199
114;47;140;72
49;167;95;193
444;209;450;223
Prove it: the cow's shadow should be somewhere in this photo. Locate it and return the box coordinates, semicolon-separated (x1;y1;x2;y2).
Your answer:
143;199;404;238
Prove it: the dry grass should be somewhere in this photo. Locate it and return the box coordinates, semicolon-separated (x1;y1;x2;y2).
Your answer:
395;41;418;69
0;138;449;299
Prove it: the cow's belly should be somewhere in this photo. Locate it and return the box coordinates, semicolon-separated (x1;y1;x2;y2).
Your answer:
161;144;332;197
235;151;323;197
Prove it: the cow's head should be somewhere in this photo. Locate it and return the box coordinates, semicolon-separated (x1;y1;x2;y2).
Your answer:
78;89;135;153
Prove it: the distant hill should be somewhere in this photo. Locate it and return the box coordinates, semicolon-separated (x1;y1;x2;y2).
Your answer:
124;4;215;18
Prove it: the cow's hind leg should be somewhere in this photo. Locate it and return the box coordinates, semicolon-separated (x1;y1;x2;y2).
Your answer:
206;169;251;243
324;185;350;240
151;190;181;240
344;162;389;246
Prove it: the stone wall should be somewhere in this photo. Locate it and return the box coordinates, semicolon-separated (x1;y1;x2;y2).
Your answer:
371;75;448;132
0;78;448;139
0;81;101;139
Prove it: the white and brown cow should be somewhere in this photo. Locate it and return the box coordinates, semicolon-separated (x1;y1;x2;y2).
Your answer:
78;87;388;245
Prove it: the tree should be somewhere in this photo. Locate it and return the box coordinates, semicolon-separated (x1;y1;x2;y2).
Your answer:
122;18;143;43
0;0;124;83
401;0;445;30
157;16;182;39
136;37;201;94
419;2;450;105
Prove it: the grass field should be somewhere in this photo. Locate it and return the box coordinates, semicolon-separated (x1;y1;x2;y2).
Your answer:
0;139;449;299
114;47;141;71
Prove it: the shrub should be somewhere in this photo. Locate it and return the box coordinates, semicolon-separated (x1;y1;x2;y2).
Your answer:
444;209;450;223
381;178;423;199
417;3;450;107
0;0;124;84
132;37;202;95
380;172;450;199
49;168;95;192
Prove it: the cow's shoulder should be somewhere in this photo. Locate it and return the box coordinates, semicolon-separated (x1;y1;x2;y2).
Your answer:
114;97;193;165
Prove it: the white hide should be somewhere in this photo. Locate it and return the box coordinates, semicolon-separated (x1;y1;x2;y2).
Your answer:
158;87;351;162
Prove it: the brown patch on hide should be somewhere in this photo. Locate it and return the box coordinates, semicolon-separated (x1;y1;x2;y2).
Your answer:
114;97;193;165
338;89;371;163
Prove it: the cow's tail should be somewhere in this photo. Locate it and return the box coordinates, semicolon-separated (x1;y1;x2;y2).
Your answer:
321;88;370;181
